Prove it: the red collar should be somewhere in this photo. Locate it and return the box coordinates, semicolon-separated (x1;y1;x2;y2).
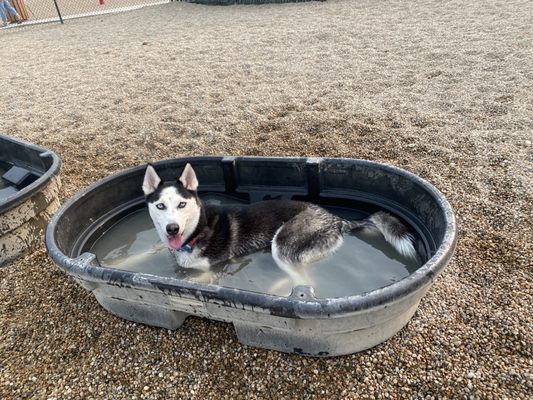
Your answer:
178;235;200;253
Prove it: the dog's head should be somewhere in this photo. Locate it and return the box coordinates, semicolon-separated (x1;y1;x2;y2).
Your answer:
142;163;201;250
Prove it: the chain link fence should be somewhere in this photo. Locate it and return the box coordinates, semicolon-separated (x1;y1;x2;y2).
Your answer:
0;0;319;30
0;0;170;29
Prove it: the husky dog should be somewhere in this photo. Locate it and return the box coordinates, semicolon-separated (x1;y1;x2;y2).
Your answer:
142;163;416;285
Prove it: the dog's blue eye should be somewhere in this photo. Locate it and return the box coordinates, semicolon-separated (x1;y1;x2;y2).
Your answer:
178;202;186;209
156;203;166;210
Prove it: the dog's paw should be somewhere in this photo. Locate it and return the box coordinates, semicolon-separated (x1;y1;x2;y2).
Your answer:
191;271;218;284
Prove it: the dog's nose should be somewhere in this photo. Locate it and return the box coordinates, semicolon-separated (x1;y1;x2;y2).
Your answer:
166;223;180;236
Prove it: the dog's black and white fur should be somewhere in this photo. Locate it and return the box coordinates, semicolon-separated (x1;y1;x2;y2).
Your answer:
142;163;416;285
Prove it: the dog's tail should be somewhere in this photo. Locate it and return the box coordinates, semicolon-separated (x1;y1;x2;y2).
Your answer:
343;211;417;259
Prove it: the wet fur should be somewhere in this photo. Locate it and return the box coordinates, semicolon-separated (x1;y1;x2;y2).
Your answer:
143;164;417;281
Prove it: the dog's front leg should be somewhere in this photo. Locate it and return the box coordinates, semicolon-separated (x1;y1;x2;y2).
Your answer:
171;249;212;272
170;249;218;283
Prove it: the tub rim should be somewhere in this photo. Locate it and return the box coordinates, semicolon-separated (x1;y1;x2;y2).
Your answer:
45;156;456;319
0;134;62;213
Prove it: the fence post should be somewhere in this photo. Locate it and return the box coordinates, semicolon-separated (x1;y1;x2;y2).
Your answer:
52;0;64;24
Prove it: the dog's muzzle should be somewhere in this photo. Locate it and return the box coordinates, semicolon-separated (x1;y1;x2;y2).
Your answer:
166;223;180;236
165;223;185;250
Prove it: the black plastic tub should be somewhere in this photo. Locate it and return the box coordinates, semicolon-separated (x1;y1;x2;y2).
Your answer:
46;156;456;356
0;134;61;266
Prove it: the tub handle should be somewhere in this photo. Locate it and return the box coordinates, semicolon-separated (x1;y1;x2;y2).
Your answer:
290;285;317;301
73;252;101;268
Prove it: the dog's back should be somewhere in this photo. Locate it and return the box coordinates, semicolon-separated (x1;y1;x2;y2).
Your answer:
200;200;313;261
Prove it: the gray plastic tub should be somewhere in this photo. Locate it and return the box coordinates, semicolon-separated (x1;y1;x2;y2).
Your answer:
45;156;456;356
1;134;61;266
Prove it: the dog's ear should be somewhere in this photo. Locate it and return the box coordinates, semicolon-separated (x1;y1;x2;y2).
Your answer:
142;164;161;195
179;163;198;191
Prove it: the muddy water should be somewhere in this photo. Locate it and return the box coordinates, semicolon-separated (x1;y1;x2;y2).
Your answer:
90;194;422;298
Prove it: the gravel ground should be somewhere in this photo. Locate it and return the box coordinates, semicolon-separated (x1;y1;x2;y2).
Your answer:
1;0;532;398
